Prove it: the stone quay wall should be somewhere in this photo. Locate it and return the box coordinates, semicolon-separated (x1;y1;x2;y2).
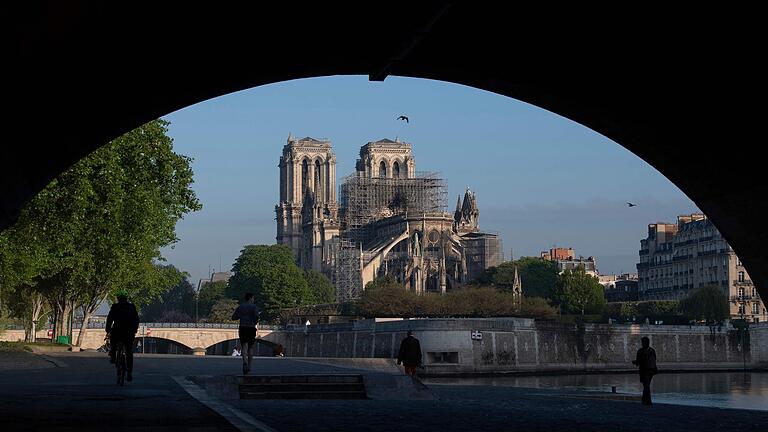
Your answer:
261;318;768;375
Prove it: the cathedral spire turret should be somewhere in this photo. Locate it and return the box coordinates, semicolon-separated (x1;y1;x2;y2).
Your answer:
454;195;462;221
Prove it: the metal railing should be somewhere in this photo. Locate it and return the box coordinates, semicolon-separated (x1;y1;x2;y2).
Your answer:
15;322;282;330
731;294;760;303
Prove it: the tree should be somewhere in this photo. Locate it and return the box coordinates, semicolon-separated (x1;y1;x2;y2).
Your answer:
139;269;195;322
477;258;558;299
444;287;519;317
4;284;50;342
679;285;729;323
519;297;558;318
227;245;313;321
304;269;336;304
0;226;53;342
357;276;417;317
554;266;606;315
207;298;238;323
156;310;193;323
355;277;524;318
0;119;201;346
198;280;227;320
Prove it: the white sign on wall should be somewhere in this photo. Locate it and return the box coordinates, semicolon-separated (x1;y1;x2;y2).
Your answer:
471;330;483;341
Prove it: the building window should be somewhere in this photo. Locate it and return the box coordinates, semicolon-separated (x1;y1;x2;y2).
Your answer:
379;161;387;178
738;271;745;282
393;161;400;178
753;303;760;315
301;159;309;191
738;304;745;315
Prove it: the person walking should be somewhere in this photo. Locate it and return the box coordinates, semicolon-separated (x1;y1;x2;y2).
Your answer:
231;293;260;374
397;330;422;379
632;336;658;405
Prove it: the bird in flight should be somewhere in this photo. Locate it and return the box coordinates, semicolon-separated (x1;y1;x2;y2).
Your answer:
397;115;409;123
627;202;637;207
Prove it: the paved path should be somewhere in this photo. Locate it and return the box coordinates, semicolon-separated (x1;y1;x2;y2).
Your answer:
0;350;55;370
0;352;766;431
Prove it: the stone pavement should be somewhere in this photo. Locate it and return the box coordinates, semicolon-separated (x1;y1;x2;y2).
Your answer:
0;349;56;370
0;351;766;431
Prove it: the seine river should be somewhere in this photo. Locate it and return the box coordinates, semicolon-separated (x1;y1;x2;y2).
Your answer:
424;372;768;411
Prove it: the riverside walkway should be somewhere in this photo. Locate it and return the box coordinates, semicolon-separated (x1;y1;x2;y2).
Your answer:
0;350;766;431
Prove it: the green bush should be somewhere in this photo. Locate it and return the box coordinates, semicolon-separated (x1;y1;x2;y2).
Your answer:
355;278;527;318
603;300;681;323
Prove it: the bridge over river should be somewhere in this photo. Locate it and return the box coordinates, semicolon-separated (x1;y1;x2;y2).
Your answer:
1;322;281;354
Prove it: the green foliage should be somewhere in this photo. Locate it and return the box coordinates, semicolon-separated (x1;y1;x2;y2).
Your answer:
519;297;559;318
198;280;227;319
303;269;336;303
207;298;239;323
637;300;679;319
357;276;419;317
122;263;185;309
0;119;201;338
356;277;536;318
477;258;558;299
444;287;521;317
679;284;730;323
139;269;196;321
554;266;606;315
603;300;681;323
227;245;313;321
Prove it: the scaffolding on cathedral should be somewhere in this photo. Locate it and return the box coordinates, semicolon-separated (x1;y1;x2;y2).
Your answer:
331;238;363;303
339;172;448;244
333;171;448;301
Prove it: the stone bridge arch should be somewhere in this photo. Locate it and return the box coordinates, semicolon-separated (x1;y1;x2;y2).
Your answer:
59;324;276;353
4;4;767;304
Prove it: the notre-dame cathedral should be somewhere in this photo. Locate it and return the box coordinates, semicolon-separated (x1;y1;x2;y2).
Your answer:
276;135;503;302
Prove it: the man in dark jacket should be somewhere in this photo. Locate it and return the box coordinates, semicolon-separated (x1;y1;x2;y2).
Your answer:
106;290;140;381
632;336;658;405
397;330;422;377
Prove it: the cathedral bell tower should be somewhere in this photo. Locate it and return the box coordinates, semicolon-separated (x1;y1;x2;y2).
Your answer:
275;135;339;270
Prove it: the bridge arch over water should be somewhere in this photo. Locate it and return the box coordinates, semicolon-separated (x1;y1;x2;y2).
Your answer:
1;323;279;354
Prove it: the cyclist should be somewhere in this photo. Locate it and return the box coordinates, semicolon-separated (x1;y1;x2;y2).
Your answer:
105;289;140;381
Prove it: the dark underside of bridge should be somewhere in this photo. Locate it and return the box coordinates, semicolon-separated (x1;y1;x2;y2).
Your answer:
4;2;766;298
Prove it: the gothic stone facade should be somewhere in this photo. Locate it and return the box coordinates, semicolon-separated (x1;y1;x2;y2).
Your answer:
276;136;503;300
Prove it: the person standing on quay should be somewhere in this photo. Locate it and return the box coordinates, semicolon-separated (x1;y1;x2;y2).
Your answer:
232;293;260;375
397;330;422;379
632;336;658;405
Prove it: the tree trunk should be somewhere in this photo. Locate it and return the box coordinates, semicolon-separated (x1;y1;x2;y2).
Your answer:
53;300;71;342
26;293;45;343
27;320;36;343
75;292;108;347
75;309;92;347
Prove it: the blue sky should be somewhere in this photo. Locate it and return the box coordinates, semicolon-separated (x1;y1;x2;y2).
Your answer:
160;76;698;285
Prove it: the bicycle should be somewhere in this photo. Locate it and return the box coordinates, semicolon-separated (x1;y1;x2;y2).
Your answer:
105;334;128;386
114;340;128;386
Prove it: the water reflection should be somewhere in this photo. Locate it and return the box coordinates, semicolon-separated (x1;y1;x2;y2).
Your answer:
424;372;768;411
